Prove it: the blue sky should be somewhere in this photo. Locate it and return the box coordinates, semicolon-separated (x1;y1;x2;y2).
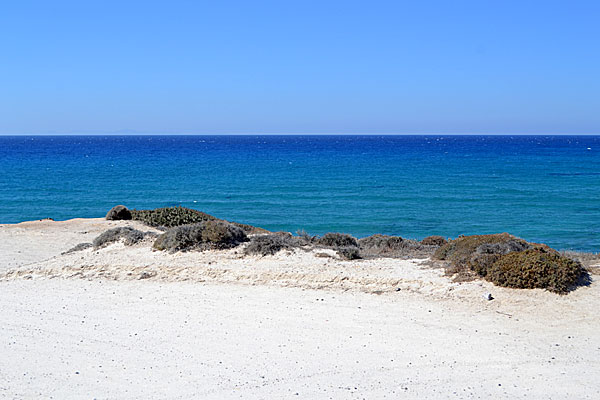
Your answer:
1;0;598;134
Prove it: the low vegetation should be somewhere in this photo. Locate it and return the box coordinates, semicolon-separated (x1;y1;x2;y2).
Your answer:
153;221;247;252
127;206;268;234
100;206;592;293
105;205;132;221
336;246;361;260
486;248;584;293
434;233;586;293
93;227;156;248
358;234;435;259
316;233;358;248
434;233;530;268
421;235;447;246
244;234;300;256
312;233;362;260
131;206;216;228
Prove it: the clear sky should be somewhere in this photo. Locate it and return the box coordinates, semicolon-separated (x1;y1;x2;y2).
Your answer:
1;0;599;135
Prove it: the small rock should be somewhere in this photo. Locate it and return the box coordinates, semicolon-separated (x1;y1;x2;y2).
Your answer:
138;271;155;280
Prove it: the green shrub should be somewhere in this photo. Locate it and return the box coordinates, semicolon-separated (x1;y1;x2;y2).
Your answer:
131;206;268;235
421;235;447;246
337;246;361;260
93;227;155;248
317;233;358;248
131;207;216;228
105;205;132;220
487;248;584;293
153;221;247;252
358;234;432;258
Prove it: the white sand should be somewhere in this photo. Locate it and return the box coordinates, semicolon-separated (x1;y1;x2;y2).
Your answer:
1;219;599;399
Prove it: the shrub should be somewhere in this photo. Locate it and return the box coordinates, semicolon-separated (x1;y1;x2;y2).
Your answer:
421;235;447;246
105;205;132;221
434;233;586;293
131;206;268;234
296;229;316;243
131;206;216;228
337;246;361;260
230;222;270;235
153;221;247;252
93;227;154;248
487;248;584;294
358;234;432;258
434;233;530;268
244;234;297;256
317;233;358;248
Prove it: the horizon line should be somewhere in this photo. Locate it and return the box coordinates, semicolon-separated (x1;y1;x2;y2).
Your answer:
1;132;599;137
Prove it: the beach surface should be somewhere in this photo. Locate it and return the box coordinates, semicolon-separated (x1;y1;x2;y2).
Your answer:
1;219;599;399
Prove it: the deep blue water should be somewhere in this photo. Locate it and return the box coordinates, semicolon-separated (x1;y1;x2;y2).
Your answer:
1;135;598;251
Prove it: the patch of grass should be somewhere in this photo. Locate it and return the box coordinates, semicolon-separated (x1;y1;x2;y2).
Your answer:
93;227;155;248
153;221;247;252
105;205;132;221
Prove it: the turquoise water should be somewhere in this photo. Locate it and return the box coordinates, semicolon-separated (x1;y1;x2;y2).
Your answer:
0;135;598;251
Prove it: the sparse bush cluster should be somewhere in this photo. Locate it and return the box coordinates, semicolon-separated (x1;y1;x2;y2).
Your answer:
93;227;156;248
313;233;361;260
131;206;216;228
309;232;445;260
125;206;268;234
153;220;247;252
434;233;530;267
103;206;588;293
434;233;586;293
244;233;300;256
358;234;434;259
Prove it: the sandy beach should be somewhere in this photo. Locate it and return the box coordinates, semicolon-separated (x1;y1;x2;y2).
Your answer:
1;218;599;399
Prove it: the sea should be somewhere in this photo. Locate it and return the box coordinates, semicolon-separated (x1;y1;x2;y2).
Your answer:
0;135;598;252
